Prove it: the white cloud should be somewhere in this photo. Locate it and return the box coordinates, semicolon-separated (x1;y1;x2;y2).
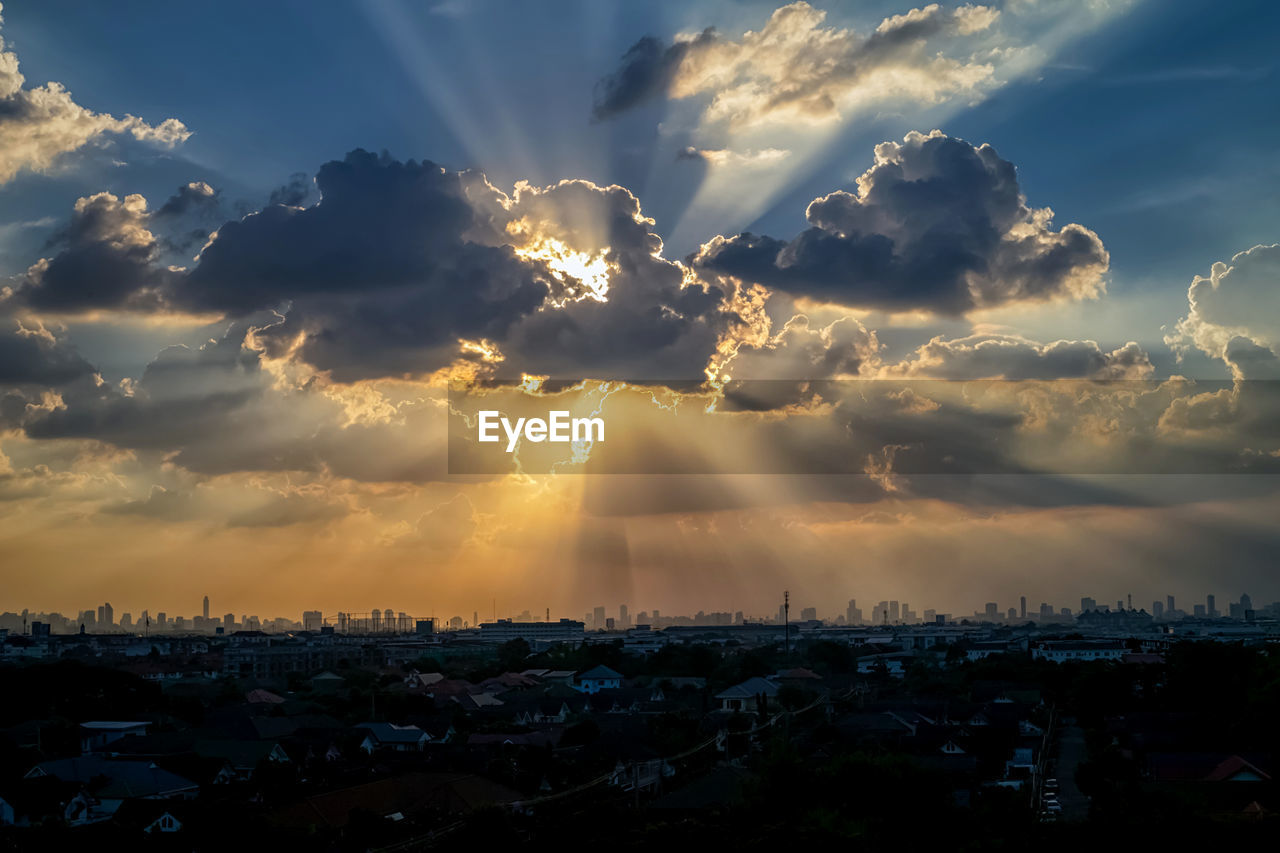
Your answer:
0;3;190;185
1166;243;1280;378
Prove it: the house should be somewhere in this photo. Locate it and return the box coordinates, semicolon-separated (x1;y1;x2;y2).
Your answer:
25;758;198;825
1148;753;1273;783
244;688;286;704
195;740;292;780
715;677;779;714
965;642;1013;661
113;799;187;834
773;667;821;684
856;652;913;678
357;722;429;753
468;731;561;749
1031;640;1127;663
79;721;150;753
310;671;345;692
533;700;573;724
454;692;506;711
575;665;623;694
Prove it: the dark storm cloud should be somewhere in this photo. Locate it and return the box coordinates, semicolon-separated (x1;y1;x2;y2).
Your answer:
180;151;548;357
0;317;94;385
156;181;220;219
9;192;174;312
266;172;314;207
591;30;716;120
693;131;1109;315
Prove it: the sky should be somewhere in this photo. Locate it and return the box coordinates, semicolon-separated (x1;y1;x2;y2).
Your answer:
0;0;1278;624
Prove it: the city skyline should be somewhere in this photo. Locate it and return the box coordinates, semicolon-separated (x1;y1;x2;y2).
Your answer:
1;1;1278;621
2;588;1269;636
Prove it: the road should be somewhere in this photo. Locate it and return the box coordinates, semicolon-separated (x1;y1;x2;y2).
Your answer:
1050;721;1089;821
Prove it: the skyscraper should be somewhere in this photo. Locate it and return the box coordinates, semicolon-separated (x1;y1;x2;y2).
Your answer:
846;599;861;625
102;602;113;628
1167;595;1175;615
203;595;209;620
619;604;629;630
593;605;606;630
1207;594;1216;617
1020;596;1027;619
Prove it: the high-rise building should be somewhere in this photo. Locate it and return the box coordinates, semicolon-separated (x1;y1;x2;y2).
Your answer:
223;613;234;631
1167;595;1175;615
619;604;630;630
593;606;606;630
1020;596;1027;620
1241;593;1252;612
1194;604;1206;617
1207;594;1216;617
889;601;900;623
1152;601;1164;620
1081;597;1097;613
302;610;323;631
846;599;861;625
800;606;817;621
203;595;210;620
102;602;113;628
984;602;999;621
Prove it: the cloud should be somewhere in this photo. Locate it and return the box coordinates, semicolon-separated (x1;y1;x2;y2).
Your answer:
156;181;219;219
1166;243;1280;378
266;172;314;208
488;177;733;379
8;191;176;313
592;29;718;120
0;3;189;184
8;150;737;382
693;130;1109;315
593;2;1006;131
676;146;791;168
0;315;94;385
887;333;1153;379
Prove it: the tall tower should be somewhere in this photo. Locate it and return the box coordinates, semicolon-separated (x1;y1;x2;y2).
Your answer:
1020;596;1027;619
203;595;210;620
783;591;790;657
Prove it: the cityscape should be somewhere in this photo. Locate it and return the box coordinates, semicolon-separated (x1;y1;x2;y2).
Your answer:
1;591;1274;638
2;0;1280;846
2;583;1279;845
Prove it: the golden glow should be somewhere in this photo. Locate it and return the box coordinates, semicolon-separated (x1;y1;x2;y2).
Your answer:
508;223;612;304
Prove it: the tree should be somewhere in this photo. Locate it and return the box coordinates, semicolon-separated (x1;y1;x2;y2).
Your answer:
498;638;532;672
